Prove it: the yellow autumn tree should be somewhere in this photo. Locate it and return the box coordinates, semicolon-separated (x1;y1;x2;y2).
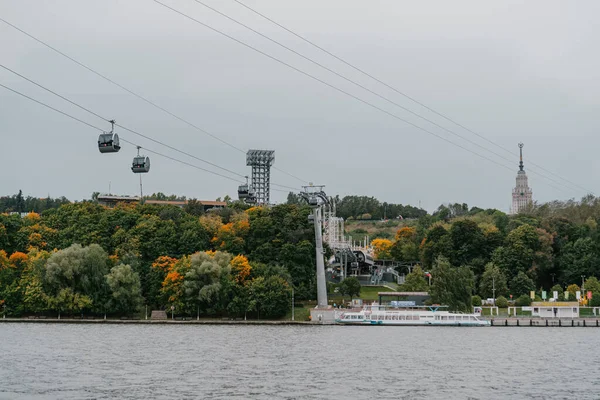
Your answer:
371;238;393;260
18;223;57;251
9;252;28;269
230;254;252;284
160;256;191;311
151;256;178;274
212;213;249;254
0;250;10;270
23;212;41;224
199;214;224;240
395;226;416;242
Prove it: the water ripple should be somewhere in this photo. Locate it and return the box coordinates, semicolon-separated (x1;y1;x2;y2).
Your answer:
0;324;598;399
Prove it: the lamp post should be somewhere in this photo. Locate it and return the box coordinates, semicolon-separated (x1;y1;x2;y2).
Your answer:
492;276;496;307
171;305;175;321
2;304;5;319
551;274;556;284
291;286;295;321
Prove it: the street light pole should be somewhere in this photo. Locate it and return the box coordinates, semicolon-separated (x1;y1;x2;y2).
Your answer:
492;276;496;307
291;287;295;321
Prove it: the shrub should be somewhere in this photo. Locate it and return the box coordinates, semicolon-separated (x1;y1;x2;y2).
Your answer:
472;295;482;307
515;294;532;307
495;296;508;308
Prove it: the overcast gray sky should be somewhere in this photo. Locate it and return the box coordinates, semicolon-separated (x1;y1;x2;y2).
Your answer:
1;0;598;212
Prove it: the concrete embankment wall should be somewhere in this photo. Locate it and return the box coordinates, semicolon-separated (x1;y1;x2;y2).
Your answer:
490;318;600;327
2;318;599;326
0;318;315;325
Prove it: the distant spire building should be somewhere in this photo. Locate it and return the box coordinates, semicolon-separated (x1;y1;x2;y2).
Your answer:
511;143;533;214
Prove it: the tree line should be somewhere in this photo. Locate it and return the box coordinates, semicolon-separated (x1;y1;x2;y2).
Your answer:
0;190;69;214
286;193;427;220
373;196;600;310
0;201;315;317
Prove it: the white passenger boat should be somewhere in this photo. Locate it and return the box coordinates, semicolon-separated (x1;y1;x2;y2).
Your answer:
335;303;490;326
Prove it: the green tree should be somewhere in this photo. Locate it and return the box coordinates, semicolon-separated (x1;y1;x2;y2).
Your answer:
400;266;429;292
510;271;535;297
106;264;144;315
491;224;553;284
50;288;92;317
429;256;474;312
472;295;482;306
183;251;231;316
495;295;508;308
550;284;565;301
584;277;600;294
247;275;291;319
338;277;361;300
448;219;485;266
420;225;452;268
566;284;580;300
479;263;508;299
558;238;600;286
515;294;532;306
45;244;110;313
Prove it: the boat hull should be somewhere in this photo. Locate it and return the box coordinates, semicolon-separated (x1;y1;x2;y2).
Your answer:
336;319;490;326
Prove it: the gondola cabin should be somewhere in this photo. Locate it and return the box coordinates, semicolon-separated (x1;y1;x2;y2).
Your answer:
98;132;120;153
131;155;150;173
238;184;249;200
245;190;257;205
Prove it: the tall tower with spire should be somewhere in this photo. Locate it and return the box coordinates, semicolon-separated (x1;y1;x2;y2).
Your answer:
512;143;533;213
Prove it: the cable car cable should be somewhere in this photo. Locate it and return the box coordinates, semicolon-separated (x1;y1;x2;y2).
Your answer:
232;0;595;196
0;63;246;180
150;0;574;196
0;16;308;185
192;0;521;173
0;82;246;183
187;0;590;195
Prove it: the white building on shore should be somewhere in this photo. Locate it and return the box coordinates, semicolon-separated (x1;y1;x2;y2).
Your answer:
528;302;579;318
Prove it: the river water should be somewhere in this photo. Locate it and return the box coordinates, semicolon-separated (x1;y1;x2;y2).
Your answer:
0;323;598;399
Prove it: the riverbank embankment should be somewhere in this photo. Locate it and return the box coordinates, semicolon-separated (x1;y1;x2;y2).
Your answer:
2;317;600;326
0;318;315;325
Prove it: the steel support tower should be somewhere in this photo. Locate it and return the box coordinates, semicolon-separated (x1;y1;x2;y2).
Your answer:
300;185;329;309
246;150;275;206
